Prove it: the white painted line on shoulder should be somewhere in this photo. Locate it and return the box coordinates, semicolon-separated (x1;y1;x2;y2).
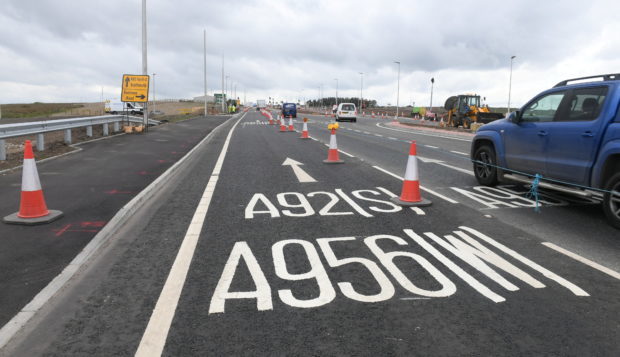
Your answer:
450;150;469;156
338;150;355;158
388;137;398;140
400;297;431;300
424;145;439;149
374;134;383;137
372;165;459;204
363;131;371;135
135;115;245;357
542;242;620;280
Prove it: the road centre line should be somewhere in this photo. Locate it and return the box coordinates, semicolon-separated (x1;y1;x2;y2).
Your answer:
135;114;245;357
425;145;439;149
542;242;620;280
376;122;472;142
372;165;459;204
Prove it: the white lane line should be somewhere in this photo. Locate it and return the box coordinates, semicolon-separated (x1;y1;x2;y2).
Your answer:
437;162;474;176
388;137;398;141
135;115;245;357
363;131;371;135
411;207;426;215
542;242;620;280
424;145;439;149
450;150;469;156
372;165;459;204
376;122;472;142
374;134;383;137
338;150;355;158
354;130;361;133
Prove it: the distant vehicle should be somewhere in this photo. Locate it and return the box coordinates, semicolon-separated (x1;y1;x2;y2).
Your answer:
105;102;144;115
335;103;357;122
444;94;503;129
256;99;266;110
282;103;297;118
471;73;620;229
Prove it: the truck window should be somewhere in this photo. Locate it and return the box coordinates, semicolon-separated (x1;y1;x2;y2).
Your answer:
562;86;608;122
521;92;565;122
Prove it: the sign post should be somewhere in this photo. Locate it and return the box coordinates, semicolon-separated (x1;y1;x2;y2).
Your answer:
121;74;149;131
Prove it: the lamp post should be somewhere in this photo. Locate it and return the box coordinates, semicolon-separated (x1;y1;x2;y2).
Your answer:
225;75;229;107
334;78;338;108
507;55;516;115
359;72;364;113
394;61;400;119
429;77;434;113
203;29;207;116
141;0;148;129
152;72;156;114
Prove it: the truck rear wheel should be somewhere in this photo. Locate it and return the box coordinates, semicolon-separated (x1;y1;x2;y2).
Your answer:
473;145;498;186
602;172;620;229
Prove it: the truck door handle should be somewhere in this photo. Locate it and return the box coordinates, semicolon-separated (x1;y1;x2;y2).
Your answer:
538;131;548;136
582;131;594;137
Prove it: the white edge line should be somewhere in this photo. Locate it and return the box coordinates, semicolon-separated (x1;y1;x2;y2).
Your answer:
0;113;241;350
372;165;459;204
134;113;245;356
541;242;620;280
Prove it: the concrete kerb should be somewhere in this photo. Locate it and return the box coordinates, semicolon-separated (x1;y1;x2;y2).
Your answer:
0;113;242;350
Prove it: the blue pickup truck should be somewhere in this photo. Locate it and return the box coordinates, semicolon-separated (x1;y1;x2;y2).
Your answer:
471;74;620;228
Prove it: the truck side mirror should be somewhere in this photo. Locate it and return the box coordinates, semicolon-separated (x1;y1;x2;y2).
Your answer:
507;111;520;123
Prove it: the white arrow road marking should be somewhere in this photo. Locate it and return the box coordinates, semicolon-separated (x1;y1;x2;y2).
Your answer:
417;156;474;176
282;158;317;183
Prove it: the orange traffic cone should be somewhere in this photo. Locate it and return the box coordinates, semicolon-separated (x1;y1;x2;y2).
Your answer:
3;140;63;225
323;125;344;164
288;116;294;131
300;118;310;139
372;112;375;118
279;115;287;132
391;141;431;207
268;112;274;125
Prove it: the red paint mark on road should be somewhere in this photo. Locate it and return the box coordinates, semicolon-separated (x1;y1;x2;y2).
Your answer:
80;221;106;228
105;189;133;194
53;224;72;237
52;221;107;237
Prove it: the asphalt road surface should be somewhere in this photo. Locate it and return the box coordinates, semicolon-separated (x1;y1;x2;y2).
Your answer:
1;111;618;356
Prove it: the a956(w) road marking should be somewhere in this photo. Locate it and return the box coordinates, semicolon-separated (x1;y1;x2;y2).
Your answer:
208;226;589;314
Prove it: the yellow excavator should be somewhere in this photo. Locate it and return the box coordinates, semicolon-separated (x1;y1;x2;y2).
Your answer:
444;94;504;129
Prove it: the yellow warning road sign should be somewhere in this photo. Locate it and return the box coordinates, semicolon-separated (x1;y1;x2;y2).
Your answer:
121;74;150;102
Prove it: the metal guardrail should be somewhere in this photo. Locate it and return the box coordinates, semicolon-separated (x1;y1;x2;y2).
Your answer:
0;114;160;160
0;115;158;140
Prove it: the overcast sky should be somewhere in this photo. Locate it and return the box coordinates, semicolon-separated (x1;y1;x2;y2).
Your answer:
1;0;619;108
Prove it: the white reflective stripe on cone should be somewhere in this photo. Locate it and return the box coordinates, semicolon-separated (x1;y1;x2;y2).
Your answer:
329;133;338;149
22;158;42;191
404;155;419;181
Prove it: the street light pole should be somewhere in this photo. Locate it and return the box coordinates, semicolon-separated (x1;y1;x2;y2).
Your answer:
141;0;149;129
394;61;400;119
203;29;207;117
359;72;363;113
334;78;338;108
430;77;434;112
221;55;225;113
152;72;156;114
507;55;516;115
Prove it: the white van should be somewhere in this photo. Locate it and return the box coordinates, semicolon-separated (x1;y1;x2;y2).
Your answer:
335;103;357;122
105;102;144;115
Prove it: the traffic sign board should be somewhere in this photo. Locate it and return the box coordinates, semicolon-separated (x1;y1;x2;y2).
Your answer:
121;74;149;102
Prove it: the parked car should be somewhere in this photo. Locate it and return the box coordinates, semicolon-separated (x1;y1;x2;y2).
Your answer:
282;103;297;118
335;103;357;122
471;73;620;228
